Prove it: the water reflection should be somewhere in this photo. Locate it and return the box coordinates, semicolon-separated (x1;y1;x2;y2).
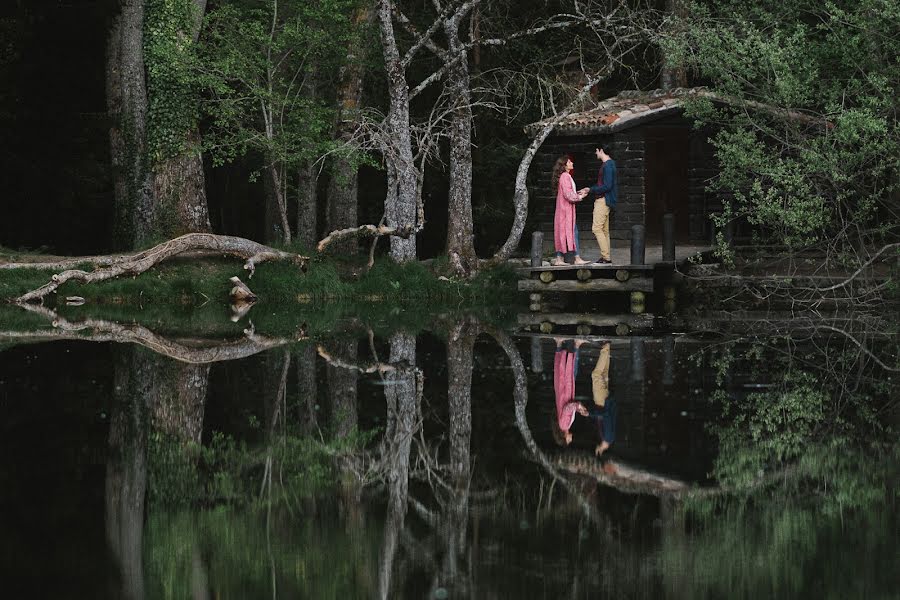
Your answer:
0;312;896;597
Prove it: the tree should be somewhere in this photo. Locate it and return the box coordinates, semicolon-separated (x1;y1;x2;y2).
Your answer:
375;0;420;262
106;0;212;249
145;0;212;239
325;7;372;256
107;0;153;248
197;0;358;245
668;0;899;268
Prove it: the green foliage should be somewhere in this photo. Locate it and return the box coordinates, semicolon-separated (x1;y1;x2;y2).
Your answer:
145;507;381;599
666;442;898;599
673;0;900;258
714;372;827;488
145;0;201;164
196;0;365;171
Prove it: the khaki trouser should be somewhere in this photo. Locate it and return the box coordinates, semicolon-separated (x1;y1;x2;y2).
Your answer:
592;197;611;261
591;343;610;407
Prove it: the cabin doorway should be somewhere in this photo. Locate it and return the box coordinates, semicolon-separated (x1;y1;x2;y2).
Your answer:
644;127;690;242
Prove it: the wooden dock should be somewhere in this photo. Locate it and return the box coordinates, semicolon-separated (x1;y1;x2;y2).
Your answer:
518;229;710;313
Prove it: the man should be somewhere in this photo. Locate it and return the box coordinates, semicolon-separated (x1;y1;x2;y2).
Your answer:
589;146;617;264
589;341;616;456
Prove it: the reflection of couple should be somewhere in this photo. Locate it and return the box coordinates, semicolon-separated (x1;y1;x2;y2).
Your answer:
551;147;618;266
552;339;616;456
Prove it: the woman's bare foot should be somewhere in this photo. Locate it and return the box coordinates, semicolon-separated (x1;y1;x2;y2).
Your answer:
573;256;590;265
550;257;565;266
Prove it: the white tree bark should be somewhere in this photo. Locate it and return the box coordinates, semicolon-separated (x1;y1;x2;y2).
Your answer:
376;0;418;262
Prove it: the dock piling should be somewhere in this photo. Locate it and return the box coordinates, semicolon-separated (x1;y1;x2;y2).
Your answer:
631;225;646;265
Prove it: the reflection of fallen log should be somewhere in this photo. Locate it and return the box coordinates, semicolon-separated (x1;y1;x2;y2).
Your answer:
546;450;696;497
3;304;305;364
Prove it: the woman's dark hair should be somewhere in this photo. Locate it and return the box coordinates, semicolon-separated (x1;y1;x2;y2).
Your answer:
550;411;568;446
551;155;569;193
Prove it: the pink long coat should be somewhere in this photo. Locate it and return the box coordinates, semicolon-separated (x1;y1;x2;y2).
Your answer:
554;349;578;432
554;171;580;253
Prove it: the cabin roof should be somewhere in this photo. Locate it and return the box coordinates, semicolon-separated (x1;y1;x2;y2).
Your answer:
525;86;829;135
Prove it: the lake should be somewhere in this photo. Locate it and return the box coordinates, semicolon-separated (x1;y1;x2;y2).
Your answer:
0;309;896;598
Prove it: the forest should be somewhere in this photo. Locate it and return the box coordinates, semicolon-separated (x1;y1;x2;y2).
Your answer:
0;2;898;597
0;0;895;284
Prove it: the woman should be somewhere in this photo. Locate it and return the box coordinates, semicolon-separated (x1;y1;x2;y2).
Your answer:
551;338;589;446
551;156;590;266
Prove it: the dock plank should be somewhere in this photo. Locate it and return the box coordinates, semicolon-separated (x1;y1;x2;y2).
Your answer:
518;279;654;292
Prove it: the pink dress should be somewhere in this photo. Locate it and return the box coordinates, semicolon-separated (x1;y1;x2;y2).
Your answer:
554;349;578;432
554;171;580;253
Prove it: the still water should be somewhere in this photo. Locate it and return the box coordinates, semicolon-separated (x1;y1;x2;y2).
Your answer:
0;314;897;598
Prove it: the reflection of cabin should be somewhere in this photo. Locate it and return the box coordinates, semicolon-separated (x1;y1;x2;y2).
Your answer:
529;88;722;254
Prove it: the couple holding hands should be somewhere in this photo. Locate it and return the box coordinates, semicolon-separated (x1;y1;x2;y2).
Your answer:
551;146;617;267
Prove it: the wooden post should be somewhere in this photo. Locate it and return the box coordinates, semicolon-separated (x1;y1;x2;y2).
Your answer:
631;224;645;265
662;213;675;262
531;231;543;267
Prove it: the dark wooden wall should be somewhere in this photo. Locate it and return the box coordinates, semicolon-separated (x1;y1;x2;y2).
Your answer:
530;113;721;256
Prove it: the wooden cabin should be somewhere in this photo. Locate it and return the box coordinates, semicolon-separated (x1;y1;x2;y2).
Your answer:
529;87;722;257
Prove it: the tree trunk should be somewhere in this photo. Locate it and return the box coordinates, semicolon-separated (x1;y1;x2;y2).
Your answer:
297;162;318;250
378;331;417;599
148;0;211;239
107;0;153;249
264;161;291;245
444;11;477;276
325;7;370;256
326;165;360;255
296;66;319;250
151;128;212;238
376;0;417;262
328;339;359;439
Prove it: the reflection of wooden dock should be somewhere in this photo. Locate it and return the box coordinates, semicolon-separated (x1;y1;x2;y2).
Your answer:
517;312;654;336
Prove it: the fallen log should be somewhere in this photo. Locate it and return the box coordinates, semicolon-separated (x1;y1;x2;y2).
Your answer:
15;233;308;304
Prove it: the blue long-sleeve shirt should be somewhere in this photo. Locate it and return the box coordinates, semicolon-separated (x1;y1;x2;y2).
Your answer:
589;159;617;207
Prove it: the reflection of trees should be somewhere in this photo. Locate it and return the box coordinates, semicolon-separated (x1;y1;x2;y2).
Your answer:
106;345;212;599
426;318;478;596
378;331;418;600
106;347;149;600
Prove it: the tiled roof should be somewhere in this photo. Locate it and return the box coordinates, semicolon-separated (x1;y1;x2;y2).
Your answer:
526;87;829;135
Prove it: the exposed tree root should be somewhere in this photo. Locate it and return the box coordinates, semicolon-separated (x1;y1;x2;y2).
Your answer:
13;233;308;304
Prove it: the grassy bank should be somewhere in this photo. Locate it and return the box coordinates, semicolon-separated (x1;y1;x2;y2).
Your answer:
0;255;520;306
0;256;523;339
